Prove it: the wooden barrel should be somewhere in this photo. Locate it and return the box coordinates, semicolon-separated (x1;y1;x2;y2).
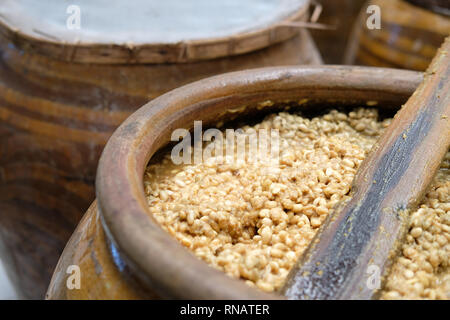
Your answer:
45;66;422;299
344;0;450;71
0;0;322;299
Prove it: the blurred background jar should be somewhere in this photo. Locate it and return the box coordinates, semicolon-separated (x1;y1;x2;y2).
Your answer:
344;0;450;71
0;0;321;299
309;0;367;63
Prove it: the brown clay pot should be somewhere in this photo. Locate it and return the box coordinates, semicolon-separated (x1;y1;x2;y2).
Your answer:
46;66;422;299
0;3;322;299
344;0;450;71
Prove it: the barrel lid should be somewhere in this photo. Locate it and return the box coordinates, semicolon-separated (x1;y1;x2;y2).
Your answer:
0;0;310;64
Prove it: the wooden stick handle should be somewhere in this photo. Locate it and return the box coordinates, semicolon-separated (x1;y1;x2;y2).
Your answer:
276;1;336;31
276;21;336;31
282;37;450;300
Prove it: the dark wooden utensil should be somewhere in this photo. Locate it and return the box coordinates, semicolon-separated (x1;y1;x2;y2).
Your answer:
282;37;450;299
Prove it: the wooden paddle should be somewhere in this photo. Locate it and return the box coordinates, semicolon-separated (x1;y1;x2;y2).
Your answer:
282;37;450;299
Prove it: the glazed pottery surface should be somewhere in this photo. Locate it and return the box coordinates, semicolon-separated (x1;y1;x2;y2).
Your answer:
0;0;320;298
345;0;450;71
46;66;422;299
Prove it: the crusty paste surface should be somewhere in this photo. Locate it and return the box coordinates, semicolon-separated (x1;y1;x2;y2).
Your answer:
144;108;449;298
381;156;449;300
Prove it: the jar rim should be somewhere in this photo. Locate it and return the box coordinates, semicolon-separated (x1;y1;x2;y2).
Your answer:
96;65;422;299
